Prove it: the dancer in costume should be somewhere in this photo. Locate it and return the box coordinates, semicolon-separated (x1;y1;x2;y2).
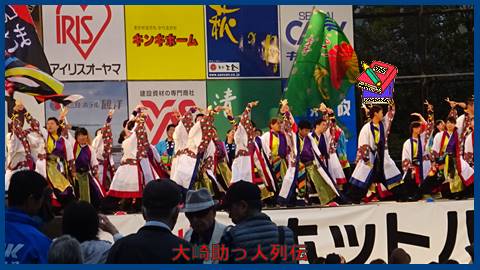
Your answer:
294;120;311;204
300;116;340;206
24;105;47;180
277;100;301;205
44;107;76;207
229;102;276;196
73;128;105;207
5;101;34;191
333;120;352;182
155;124;176;176
261;116;289;191
347;102;408;204
314;104;347;188
446;96;474;153
108;106;158;200
170;107;197;181
92;110;116;191
401;108;434;199
171;106;220;192
464;119;474;169
431;117;474;199
224;129;236;168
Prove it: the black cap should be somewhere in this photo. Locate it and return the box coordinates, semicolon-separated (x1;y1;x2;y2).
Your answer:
221;181;261;209
142;179;182;210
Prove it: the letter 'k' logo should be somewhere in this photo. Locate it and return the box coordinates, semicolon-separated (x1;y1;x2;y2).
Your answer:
141;99;196;145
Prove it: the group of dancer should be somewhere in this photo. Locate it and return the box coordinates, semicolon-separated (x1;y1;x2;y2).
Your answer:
5;95;474;213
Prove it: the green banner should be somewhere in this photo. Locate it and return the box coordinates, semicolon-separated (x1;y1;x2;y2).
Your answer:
206;80;282;139
286;9;359;116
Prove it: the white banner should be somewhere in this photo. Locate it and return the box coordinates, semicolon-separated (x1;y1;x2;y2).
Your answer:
279;5;354;78
127;81;207;145
42;5;126;81
100;200;474;264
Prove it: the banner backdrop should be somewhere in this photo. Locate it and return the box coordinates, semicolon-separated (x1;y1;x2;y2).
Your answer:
128;81;207;145
100;200;474;264
279;5;354;78
42;5;127;81
45;81;128;147
206;5;280;78
206;80;282;138
125;5;206;80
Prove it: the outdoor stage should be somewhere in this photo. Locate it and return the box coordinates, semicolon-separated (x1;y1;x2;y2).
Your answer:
98;199;474;264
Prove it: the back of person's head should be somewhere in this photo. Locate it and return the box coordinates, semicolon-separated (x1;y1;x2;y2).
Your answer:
314;257;325;264
325;253;342;264
222;181;262;224
370;258;386;264
223;181;262;211
8;171;48;210
48;235;84;264
142;179;182;227
62;201;99;243
389;248;411;264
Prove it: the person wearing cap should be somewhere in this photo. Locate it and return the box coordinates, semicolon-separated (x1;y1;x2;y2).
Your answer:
106;179;193;264
183;188;226;264
219;181;296;264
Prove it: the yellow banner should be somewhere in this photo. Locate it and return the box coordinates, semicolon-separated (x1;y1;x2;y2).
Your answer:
125;5;206;80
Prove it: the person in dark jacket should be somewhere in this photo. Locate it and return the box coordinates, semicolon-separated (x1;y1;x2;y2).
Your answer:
106;179;193;264
5;171;52;264
220;181;296;264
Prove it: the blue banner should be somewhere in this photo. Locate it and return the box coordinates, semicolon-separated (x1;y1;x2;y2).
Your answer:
206;5;280;78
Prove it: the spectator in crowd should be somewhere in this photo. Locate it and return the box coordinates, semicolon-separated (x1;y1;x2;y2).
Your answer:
5;171;52;264
106;179;193;264
183;188;227;264
370;258;387;264
48;235;83;264
325;253;345;264
220;181;296;264
444;259;460;264
62;201;123;263
389;248;411;264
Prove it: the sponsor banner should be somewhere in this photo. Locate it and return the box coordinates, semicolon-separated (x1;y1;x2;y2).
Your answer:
206;5;280;78
283;79;358;163
100;200;473;264
280;5;354;78
127;81;207;145
206;80;282;139
125;6;206;80
42;5;126;81
45;81;128;147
